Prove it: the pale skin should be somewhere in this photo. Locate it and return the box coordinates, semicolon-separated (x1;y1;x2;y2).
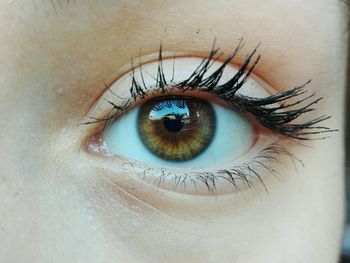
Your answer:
0;0;348;262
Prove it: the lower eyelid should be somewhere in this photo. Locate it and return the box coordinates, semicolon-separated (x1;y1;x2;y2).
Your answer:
81;134;292;196
79;139;301;217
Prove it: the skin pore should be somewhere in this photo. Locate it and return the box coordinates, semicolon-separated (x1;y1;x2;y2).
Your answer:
0;0;348;262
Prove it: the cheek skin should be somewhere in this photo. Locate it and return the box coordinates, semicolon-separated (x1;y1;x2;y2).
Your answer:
0;0;347;262
59;136;343;263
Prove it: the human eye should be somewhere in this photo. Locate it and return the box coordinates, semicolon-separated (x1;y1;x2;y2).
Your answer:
82;41;334;196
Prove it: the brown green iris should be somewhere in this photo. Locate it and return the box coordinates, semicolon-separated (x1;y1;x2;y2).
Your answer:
137;97;216;162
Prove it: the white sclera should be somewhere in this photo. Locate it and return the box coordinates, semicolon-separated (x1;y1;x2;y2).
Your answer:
104;102;254;168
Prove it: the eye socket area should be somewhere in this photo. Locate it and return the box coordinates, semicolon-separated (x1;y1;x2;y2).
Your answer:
80;40;336;196
81;54;293;195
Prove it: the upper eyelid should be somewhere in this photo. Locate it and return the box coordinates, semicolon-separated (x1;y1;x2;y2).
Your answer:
101;41;259;105
101;48;283;104
102;46;253;86
84;46;254;123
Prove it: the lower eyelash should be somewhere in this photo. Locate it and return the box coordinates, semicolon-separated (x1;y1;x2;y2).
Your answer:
140;143;301;195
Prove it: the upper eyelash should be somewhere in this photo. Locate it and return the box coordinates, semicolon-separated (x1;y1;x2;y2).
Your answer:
85;40;336;141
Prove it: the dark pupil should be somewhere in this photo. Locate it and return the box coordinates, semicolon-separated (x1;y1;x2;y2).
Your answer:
163;116;184;133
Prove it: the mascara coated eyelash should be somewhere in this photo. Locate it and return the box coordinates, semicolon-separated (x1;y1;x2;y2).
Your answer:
89;40;335;140
83;40;336;194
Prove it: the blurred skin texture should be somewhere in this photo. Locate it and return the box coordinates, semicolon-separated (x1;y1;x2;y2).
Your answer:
0;0;348;262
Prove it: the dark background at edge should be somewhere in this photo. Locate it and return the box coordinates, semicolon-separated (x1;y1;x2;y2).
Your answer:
340;30;350;263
